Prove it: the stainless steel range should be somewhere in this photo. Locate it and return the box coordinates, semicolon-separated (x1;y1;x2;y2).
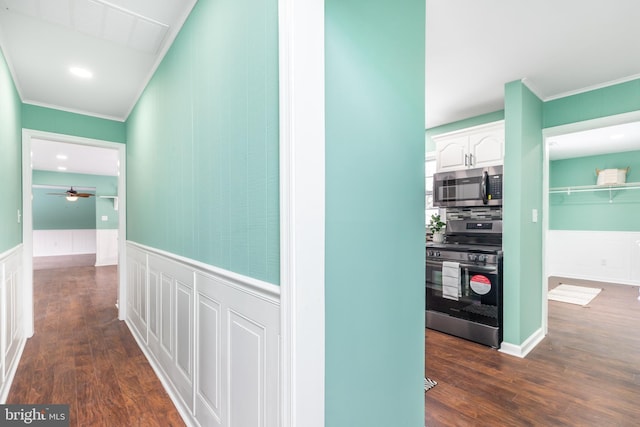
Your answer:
425;207;503;348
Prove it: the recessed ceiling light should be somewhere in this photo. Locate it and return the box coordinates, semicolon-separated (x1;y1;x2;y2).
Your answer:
56;154;68;160
69;66;93;79
57;166;67;171
610;133;625;140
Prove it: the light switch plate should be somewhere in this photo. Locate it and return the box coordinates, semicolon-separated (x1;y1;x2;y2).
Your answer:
101;215;108;221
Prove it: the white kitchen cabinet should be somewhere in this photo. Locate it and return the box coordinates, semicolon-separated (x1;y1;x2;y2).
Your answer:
434;121;504;172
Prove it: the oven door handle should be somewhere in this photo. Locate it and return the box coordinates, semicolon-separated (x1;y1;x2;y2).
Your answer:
426;260;497;273
459;263;497;273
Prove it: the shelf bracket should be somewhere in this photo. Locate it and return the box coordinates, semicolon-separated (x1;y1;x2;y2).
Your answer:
99;195;119;211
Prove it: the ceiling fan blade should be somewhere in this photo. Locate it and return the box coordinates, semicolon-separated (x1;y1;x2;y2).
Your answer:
44;187;94;197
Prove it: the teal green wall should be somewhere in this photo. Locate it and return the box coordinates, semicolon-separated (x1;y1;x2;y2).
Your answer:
32;187;96;230
425;110;505;151
549;150;640;231
32;171;118;230
325;1;425;426
22;104;126;143
126;0;279;284
544;79;640;128
503;81;543;345
0;47;22;253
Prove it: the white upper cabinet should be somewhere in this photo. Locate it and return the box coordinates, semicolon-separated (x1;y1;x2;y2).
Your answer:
435;135;468;171
434;121;504;172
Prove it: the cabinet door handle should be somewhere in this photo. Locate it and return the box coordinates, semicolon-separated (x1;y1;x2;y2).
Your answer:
469;153;473;166
464;154;468;166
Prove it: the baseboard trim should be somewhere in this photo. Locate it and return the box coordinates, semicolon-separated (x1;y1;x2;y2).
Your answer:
125;319;196;427
0;337;26;403
549;274;639;287
499;328;545;358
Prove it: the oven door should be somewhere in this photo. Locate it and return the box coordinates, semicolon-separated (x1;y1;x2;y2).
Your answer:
426;259;500;327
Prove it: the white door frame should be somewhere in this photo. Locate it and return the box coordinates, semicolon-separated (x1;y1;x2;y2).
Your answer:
21;129;127;337
541;110;640;335
278;0;325;426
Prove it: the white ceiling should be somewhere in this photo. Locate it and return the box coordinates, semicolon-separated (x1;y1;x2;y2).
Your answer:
425;0;640;129
2;0;640;169
31;138;119;176
425;0;640;159
548;121;640;161
0;0;197;121
0;0;196;175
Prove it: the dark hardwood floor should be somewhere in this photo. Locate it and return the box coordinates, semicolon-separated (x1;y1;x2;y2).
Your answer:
425;279;640;426
6;265;185;427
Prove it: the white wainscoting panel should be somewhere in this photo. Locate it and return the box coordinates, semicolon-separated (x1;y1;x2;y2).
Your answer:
229;313;262;427
160;273;173;359
195;271;280;427
126;246;147;342
195;293;221;426
148;269;160;345
125;242;281;427
0;245;26;403
146;252;195;410
95;229;118;266
547;230;640;285
33;229;96;256
176;282;193;381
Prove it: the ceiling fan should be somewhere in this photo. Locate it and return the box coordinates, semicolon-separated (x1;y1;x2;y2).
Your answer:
47;187;95;201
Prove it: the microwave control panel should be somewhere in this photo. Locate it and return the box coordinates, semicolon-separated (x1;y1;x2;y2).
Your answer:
488;175;503;200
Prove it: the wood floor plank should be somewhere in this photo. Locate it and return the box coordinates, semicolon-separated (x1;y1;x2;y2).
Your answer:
6;264;185;426
425;279;640;426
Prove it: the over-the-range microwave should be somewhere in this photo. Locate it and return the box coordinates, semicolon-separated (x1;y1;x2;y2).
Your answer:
432;165;503;207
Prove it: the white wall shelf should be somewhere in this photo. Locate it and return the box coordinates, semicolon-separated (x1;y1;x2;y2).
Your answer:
99;195;118;210
549;181;640;203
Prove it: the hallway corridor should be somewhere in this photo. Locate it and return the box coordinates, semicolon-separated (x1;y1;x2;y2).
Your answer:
6;264;185;426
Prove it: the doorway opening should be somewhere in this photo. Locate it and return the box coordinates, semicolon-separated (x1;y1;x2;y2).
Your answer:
21;129;127;337
542;110;640;334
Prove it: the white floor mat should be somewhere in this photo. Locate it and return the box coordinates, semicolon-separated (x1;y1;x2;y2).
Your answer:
548;284;602;306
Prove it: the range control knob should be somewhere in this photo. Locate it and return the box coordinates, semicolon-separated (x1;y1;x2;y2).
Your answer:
468;254;478;262
477;255;487;263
